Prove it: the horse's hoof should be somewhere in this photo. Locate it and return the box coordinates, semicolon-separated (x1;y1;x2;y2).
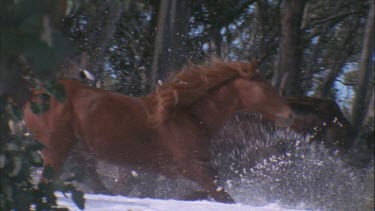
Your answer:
212;191;235;204
182;191;209;201
221;196;235;204
51;206;70;211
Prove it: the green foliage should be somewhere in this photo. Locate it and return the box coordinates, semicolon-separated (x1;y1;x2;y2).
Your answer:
0;136;52;210
45;82;66;103
1;103;85;210
1;0;85;210
1;0;71;80
28;81;67;114
29;81;67;114
30;94;50;114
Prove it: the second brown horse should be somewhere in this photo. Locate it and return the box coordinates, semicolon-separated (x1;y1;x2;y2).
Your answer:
24;60;294;203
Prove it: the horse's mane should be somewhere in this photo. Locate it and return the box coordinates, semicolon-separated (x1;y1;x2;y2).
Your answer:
148;58;258;126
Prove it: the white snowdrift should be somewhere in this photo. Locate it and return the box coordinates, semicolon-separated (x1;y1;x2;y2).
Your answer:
57;193;303;211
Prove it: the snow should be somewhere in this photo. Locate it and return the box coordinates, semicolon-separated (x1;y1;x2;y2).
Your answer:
57;193;303;211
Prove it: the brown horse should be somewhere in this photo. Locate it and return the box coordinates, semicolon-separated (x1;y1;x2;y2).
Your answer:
24;60;294;203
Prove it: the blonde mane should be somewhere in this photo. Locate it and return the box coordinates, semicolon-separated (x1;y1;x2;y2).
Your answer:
148;59;258;126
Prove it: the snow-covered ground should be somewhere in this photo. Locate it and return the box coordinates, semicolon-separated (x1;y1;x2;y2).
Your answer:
57;193;303;211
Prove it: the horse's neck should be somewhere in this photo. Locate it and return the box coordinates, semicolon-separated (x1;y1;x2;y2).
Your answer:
189;82;240;135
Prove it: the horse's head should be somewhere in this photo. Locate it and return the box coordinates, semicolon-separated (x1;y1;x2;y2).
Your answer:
233;63;294;127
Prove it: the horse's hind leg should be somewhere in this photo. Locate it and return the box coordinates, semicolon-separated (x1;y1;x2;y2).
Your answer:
183;163;234;203
68;151;112;195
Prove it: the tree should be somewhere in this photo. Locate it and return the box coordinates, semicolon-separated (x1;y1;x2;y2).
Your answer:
272;0;306;96
316;16;362;99
150;0;191;90
150;0;171;89
351;0;374;145
1;0;85;209
60;1;124;81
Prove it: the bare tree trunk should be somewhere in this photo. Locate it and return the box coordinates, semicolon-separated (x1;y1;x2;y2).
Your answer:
150;0;170;90
272;0;306;96
125;1;159;95
85;1;124;77
168;0;191;72
150;0;191;90
209;26;222;57
363;89;374;125
351;0;374;144
252;0;281;75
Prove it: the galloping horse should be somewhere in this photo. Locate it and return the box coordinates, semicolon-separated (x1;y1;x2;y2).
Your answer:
24;59;294;203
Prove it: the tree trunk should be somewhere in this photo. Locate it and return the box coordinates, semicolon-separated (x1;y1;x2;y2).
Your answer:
253;0;281;75
272;0;306;96
168;0;191;72
351;0;374;144
209;26;222;57
124;1;160;95
150;0;190;90
85;1;124;77
150;0;170;90
363;89;374;125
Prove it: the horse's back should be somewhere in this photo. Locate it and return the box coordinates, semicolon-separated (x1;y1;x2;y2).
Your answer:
24;80;156;163
62;81;167;166
51;80;150;134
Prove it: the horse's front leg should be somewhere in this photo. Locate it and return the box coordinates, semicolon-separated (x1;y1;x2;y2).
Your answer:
38;131;75;182
182;161;234;203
